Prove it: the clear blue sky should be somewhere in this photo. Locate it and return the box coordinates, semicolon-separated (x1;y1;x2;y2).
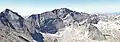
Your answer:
0;0;120;16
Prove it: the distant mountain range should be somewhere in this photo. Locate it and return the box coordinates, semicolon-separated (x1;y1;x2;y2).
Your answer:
0;8;120;42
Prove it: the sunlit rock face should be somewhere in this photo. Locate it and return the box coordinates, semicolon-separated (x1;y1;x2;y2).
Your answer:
87;24;106;40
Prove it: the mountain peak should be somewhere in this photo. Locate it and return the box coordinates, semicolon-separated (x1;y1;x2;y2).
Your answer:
1;9;23;18
60;8;73;12
3;9;13;13
5;8;11;11
0;9;25;28
1;9;15;16
51;8;73;13
60;8;70;10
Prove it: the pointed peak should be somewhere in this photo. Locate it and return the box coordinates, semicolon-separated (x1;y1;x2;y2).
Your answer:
2;8;18;14
0;8;24;19
5;8;11;11
1;9;13;14
1;9;13;15
4;8;12;12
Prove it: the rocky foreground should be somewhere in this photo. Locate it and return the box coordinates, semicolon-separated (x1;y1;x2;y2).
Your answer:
0;8;120;42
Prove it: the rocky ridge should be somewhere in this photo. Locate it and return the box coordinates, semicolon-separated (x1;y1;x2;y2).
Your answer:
0;8;120;42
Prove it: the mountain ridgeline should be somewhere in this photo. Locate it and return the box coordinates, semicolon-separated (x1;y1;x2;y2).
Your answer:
0;8;107;42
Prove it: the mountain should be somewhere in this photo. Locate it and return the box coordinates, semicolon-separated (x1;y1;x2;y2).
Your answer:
0;8;120;42
26;8;91;34
0;9;44;42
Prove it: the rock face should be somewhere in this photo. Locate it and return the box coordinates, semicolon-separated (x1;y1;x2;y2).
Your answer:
87;24;106;40
1;8;120;42
87;14;100;24
26;8;90;34
31;30;44;42
0;9;25;28
0;9;27;33
0;9;44;42
26;14;65;34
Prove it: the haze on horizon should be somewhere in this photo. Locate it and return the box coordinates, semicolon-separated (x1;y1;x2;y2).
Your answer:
0;0;120;16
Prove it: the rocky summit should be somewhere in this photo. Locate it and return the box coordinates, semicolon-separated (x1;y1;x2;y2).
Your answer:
0;8;120;42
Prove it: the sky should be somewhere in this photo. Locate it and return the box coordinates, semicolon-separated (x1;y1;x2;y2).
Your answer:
0;0;120;16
